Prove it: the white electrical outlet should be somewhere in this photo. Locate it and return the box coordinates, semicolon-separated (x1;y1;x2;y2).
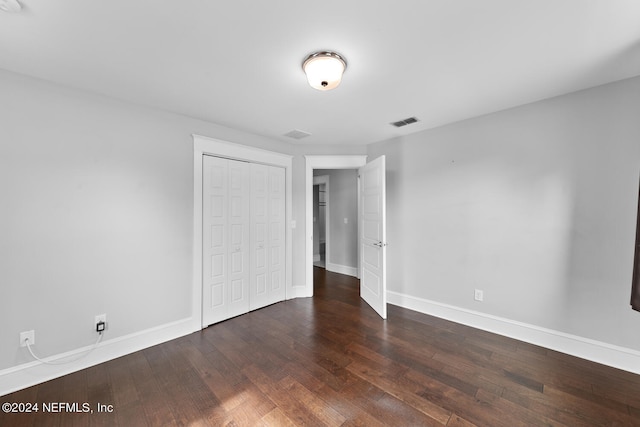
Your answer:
95;313;107;332
474;289;484;302
19;330;35;347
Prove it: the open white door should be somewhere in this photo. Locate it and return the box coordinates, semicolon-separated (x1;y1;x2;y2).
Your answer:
359;155;387;319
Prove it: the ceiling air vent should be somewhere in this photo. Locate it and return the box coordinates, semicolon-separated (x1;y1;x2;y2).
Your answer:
391;116;419;127
284;129;312;140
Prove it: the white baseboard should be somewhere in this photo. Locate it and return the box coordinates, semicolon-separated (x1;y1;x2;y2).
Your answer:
326;262;358;278
288;285;313;299
387;291;640;375
0;318;197;397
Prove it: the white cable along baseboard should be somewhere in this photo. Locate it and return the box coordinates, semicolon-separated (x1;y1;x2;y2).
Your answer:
0;318;196;397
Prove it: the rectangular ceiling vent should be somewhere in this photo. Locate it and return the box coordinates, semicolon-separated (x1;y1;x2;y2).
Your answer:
391;116;419;127
284;129;312;139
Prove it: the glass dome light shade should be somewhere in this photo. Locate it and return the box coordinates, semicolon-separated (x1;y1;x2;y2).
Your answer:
302;52;347;91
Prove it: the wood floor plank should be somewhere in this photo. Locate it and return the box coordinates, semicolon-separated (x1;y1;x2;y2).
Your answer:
542;384;638;426
475;388;571;427
3;266;639;426
283;361;387;427
127;352;178;426
446;414;479;427
347;358;452;425
279;376;347;426
242;364;328;426
408;363;557;427
258;407;298;426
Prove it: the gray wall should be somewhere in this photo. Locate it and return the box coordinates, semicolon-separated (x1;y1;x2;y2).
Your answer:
0;68;367;376
368;76;640;351
0;69;293;371
314;169;359;270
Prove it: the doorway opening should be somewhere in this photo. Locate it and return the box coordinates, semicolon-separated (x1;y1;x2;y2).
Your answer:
305;154;387;319
312;169;359;277
314;183;326;268
313;176;329;269
304;155;367;296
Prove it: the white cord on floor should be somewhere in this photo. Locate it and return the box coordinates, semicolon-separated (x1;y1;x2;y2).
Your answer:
25;332;103;365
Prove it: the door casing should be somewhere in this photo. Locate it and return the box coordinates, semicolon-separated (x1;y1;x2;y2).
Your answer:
304;155;368;296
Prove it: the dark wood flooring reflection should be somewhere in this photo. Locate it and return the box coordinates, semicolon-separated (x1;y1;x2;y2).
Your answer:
3;267;640;426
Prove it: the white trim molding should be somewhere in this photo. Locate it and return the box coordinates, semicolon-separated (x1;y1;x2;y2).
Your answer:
193;135;293;328
388;291;640;375
0;318;194;397
305;155;367;296
326;263;358;278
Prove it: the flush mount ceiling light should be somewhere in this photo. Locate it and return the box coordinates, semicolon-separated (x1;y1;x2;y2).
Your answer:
0;0;21;12
302;51;347;91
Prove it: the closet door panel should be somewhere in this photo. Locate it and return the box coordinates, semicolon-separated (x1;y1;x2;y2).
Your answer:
268;166;286;301
250;163;270;310
203;156;229;325
204;156;286;324
226;159;250;319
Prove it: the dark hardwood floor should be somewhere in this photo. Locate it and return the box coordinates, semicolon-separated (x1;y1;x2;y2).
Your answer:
3;267;640;426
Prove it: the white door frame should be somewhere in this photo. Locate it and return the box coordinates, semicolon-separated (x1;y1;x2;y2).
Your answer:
305;155;368;296
194;135;293;329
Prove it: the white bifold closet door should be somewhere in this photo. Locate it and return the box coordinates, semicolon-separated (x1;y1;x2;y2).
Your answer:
249;163;286;310
202;155;285;326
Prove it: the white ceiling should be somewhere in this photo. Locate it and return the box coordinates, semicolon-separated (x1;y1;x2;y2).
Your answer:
1;1;639;145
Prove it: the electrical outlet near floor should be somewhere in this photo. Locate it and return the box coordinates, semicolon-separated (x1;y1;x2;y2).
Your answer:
474;289;484;302
19;330;35;347
95;314;107;332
